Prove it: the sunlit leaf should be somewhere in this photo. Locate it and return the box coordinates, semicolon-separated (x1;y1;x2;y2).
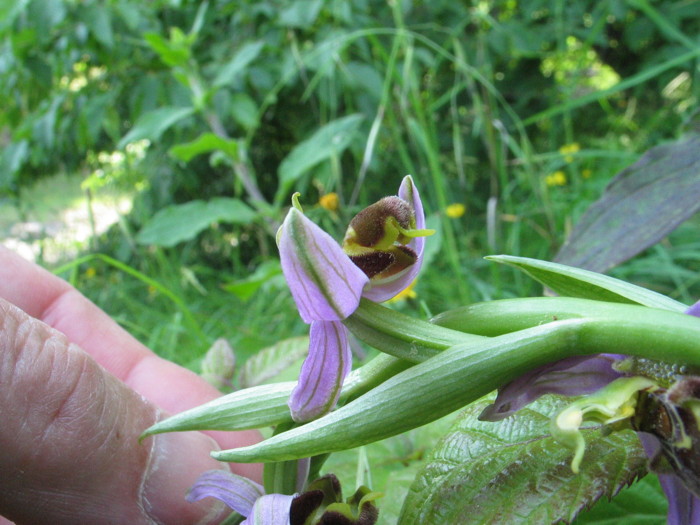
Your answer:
136;197;256;247
118;106;195;149
486;255;686;312
555;134;700;272
213;41;264;88
275;114;364;204
169;132;239;162
400;397;648;524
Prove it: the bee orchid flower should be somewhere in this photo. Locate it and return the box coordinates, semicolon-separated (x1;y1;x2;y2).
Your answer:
277;175;432;422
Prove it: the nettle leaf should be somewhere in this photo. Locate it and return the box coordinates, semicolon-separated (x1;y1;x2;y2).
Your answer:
275;114;364;204
136;197;256;247
399;397;648;525
486;255;686;312
555;134;700;273
238;336;308;389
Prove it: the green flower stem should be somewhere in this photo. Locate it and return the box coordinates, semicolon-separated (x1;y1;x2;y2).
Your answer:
344;298;483;362
430;296;652;336
213;308;700;463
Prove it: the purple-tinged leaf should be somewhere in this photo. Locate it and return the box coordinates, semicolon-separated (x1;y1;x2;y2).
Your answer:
289;321;352;422
279;208;368;323
555;135;700;272
480;354;623;421
186;469;264;516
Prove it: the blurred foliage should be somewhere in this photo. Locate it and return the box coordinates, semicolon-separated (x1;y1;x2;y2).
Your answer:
2;0;700;349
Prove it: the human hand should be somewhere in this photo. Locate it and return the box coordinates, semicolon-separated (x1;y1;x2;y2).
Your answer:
0;247;261;524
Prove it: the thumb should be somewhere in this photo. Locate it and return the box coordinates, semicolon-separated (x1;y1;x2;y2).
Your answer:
0;300;229;524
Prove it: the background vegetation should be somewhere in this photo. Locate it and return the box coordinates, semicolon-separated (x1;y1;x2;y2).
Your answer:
1;1;699;519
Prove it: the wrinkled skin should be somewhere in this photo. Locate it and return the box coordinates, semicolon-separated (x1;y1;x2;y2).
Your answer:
0;247;261;524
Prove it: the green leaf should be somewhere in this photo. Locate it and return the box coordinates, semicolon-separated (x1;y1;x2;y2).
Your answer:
223;260;283;301
169;132;239;162
82;3;114;48
574;475;666;524
277;0;324;29
237;336;308;389
143;32;190;68
555;135;700;272
136;197;256;247
0;141;28;192
486;255;686;312
399;397;649;524
0;0;29;31
140;382;296;437
213;41;265;88
118;106;194;149
275;114;364;204
230;92;259;131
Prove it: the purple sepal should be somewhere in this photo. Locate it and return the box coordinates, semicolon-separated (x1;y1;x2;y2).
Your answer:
243;493;295;525
639;433;700;525
363;175;427;302
480;354;623;421
279;208;368;323
186;469;264;516
685;300;700;318
288;320;352;422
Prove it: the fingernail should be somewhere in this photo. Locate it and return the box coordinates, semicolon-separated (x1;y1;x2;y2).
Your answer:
140;431;230;524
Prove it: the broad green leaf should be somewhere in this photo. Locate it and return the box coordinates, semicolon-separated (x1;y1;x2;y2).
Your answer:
574;475;666;524
275;114;364;204
223;260;283;301
486;255;686;312
238;336;308;389
169;132;239;162
213;41;264;88
230;92;259;131
0;0;29;31
136;198;256;247
555;134;700;272
118;106;194;149
0;141;28;191
82;3;114;48
143;32;190;68
399;397;648;524
277;0;324;29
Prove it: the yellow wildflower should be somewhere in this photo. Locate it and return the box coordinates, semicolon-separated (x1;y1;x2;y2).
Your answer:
545;171;567;187
388;279;418;303
582;169;592;179
445;203;466;219
559;143;580;163
84;267;97;279
319;192;339;212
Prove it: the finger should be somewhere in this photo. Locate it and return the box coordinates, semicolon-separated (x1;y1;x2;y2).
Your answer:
0;248;261;479
0;299;232;524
